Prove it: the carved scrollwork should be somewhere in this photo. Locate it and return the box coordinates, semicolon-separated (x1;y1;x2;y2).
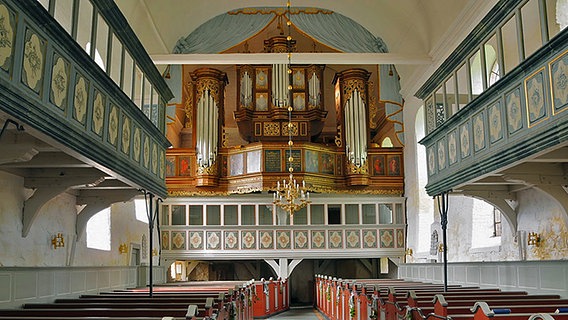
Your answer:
196;79;222;105
184;81;194;128
343;79;367;104
347;158;369;174
335;125;342;147
197;160;217;175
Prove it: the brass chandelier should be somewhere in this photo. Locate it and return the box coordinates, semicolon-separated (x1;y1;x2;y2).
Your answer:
273;0;310;216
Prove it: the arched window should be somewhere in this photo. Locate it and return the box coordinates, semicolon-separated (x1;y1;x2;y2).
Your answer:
134;199;149;223
416;106;434;253
86;207;111;250
470;199;501;248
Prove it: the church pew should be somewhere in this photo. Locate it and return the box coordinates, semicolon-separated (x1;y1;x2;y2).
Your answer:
469;302;568;320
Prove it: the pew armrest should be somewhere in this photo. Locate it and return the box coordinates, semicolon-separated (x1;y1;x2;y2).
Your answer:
186;304;198;319
529;314;557;320
471;301;494;317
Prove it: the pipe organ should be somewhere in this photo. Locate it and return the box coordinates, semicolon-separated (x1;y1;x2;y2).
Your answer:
272;63;290;108
189;68;228;186
333;69;371;185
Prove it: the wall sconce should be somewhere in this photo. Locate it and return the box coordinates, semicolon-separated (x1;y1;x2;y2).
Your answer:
152;248;158;256
527;232;541;246
118;243;128;254
51;233;65;249
405;248;413;256
438;243;445;253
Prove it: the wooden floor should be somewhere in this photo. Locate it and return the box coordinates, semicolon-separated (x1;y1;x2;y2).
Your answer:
266;306;324;319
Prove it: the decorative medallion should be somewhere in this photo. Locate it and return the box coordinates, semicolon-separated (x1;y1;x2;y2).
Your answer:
121;116;131;155
50;55;68;109
473;112;485;152
363;230;377;248
506;87;523;134
143;135;150;168
260;231;273;249
276;231;291;249
108;105;118;146
293;69;304;89
346;230;360;248
328;230;343;249
437;138;446;170
525;69;547;127
460;122;471;158
151;143;158;173
396;229;405;248
256;69;268;89
294;231;308;249
550;52;568;113
22;29;44;92
133;127;141;162
189;231;203;249
206;231;221;249
171;232;186;250
448;130;457;165
0;3;15;71
427;146;436;176
242;231;256;249
311;231;325;249
488;101;503;144
73;76;88;124
379;229;394;248
160;151;165;179
255;93;268;111
92;91;105;136
224;231;238;249
293;93;305;111
161;231;170;250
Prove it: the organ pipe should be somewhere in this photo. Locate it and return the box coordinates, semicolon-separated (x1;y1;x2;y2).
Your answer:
196;89;219;168
344;89;367;167
272;64;288;107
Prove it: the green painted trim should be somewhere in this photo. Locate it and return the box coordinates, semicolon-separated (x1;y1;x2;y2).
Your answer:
415;0;522;100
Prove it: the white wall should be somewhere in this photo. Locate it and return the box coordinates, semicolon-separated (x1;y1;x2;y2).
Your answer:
0;171;158;267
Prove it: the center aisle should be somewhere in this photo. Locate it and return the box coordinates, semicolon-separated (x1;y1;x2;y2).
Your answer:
265;306;324;319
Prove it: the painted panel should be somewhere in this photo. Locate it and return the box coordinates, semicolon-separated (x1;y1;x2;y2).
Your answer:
161;231;170;250
230;153;244;176
437;138;447;171
165;156;175;177
0;274;11;302
539;265;567;290
362;230;377;248
224;231;238;250
505;86;524;134
85;271;98;291
479;266;499;287
448;130;458;165
171;231;186;250
242;230;256;249
379;229;394;248
91;90;106;137
70;271;86;293
396;229;405;248
142;134;150;168
459;120;472;159
387;154;402;176
50;53;70;111
311;230;326;249
328;230;343;249
305;150;318;173
73;74;89;125
550;50;568;114
189;231;203;250
21;26;45;94
372;155;385;176
264;150;281;172
517;266;538;289
0;1;16;74
120;114;131;155
488;100;504;144
107;104;119;147
472;110;486;153
427;145;436;176
151;142;158;174
132;127;142;163
247;150;261;174
321;152;334;174
276;230;291;249
293;230;308;249
525;68;548;127
37;271;53;298
345;230;360;249
259;230;274;249
54;271;70;295
14;272;37;300
206;231;221;250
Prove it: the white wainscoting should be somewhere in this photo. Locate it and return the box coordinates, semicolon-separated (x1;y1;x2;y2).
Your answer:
398;260;568;298
0;266;166;308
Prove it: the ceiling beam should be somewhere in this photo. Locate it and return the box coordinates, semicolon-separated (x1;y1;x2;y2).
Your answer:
151;52;432;65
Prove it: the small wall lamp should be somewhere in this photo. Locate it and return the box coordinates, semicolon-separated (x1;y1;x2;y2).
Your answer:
405;248;413;256
118;243;128;254
152;248;158;256
527;232;541;246
51;233;65;249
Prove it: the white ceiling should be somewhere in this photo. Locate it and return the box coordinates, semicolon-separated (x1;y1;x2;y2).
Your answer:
115;0;498;100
